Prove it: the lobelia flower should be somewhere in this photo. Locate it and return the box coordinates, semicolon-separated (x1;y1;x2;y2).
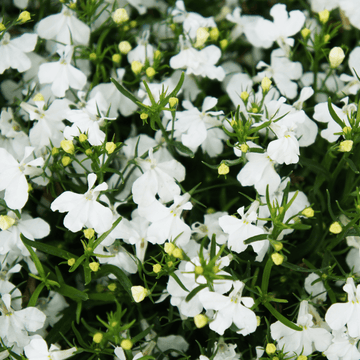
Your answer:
256;48;303;99
127;29;155;66
132;147;186;206
138;193;193;247
304;273;327;302
170;35;225;81
199;280;257;336
0;293;46;353
325;277;360;338
271;300;332;357
24;334;77;360
0;32;38;74
36;5;90;46
50;173;113;234
218;201;268;261
38;45;87;98
255;4;305;55
340;47;360;95
0;146;44;210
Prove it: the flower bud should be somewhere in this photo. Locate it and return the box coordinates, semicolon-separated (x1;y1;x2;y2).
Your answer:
154;50;161;60
112;54;121;63
329;221;342;234
169;97;179;108
302;207;314;218
112;8;129;24
0;23;5;32
33;93;44;102
153;264;161;273
85;149;93;156
52;147;59;156
83;228;95;239
106;142;116;154
68;258;76;266
17;11;31;24
194;27;209;47
266;344;277;355
339;140;353;152
62;156;72;167
209;27;219;41
240;143;249;153
240;91;249;101
146;67;156;77
324;34;330;43
118;41;132;54
79;134;87;143
89;53;97;61
218;163;229;175
271;252;284;265
172;248;183;259
131;285;149;303
108;283;117;291
273;242;283;251
329;47;345;68
140;113;148;120
301;28;311;39
343;126;352;134
261;77;272;92
219;39;228;50
164;242;175;255
319;9;330;24
131;60;143;75
89;262;99;272
121;339;133;350
61;140;75;154
93;333;103;343
194;314;208;328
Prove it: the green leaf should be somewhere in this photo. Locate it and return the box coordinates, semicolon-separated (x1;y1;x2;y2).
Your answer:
346;158;360;174
164;72;185;102
93;216;123;249
131;324;154;344
96;264;133;297
185;284;207;302
170;141;195;157
327;97;345;128
263;302;302;331
20;234;46;278
244;233;269;245
57;283;89;302
27;282;46;307
20;236;78;260
142;80;157;106
72;322;88;348
169;271;189;292
111;77;142;106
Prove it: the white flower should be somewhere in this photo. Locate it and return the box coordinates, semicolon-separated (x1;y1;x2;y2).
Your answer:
38;45;87;98
36;6;90;46
271;300;332;357
127;30;155;65
340;47;360;95
50;173;113;233
325;278;360;338
0;33;37;74
0;147;44;210
304;273;327;302
199;280;257;336
324;327;360;360
24;334;77;360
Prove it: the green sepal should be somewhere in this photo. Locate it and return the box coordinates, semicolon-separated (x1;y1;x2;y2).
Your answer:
185;284;207;302
263;302;302;331
327;97;345;128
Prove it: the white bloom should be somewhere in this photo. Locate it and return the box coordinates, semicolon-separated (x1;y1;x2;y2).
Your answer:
0;33;37;74
38;45;87;98
50;173;113;233
304;273;327;302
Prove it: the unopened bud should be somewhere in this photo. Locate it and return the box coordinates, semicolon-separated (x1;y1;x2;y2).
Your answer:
17;11;31;23
106;142;116;154
240;91;249;101
319;9;330;24
261;77;272;92
339;140;353;152
329;221;342;234
119;41;132;54
194;27;209;47
329;47;345;68
0;215;15;231
271;252;284;265
112;8;129;24
218;163;229;175
131;285;148;303
61;140;75;154
131;60;143;75
302;207;314;218
194;314;208;328
301;28;311;39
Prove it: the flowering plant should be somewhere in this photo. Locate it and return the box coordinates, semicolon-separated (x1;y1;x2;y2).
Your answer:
1;0;360;359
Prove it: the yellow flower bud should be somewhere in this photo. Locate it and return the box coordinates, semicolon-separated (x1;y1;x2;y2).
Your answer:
169;97;179;108
273;242;283;251
89;53;97;61
89;262;100;272
339;140;353;152
140;113;148;120
52;147;59;156
319;9;330;24
154;50;161;60
219;39;228;50
121;339;133;350
146;67;156;78
131;285;148;303
118;41;132;54
83;228;95;239
93;333;103;343
194;314;208;328
297;356;307;360
256;315;261;326
0;215;15;231
33;93;44;102
68;258;76;266
164;242;176;255
209;27;220;41
261;77;272;92
85;149;93;156
17;11;31;24
324;34;330;43
170;23;176;31
130;20;137;28
60;140;75;154
153;264;161;273
79;134;87;143
106;142;116;154
172;248;183;259
112;8;129;24
62;156;72;167
343;126;352;134
302;207;314;218
329;47;345;68
108;283;117;291
131;60;143;75
240;91;249;101
266;343;277;355
301;28;311;39
271;252;284;265
69;2;76;9
329;222;342;234
112;54;121;63
194;27;209;48
240;143;249;153
218;163;229;175
194;266;203;275
0;23;5;32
